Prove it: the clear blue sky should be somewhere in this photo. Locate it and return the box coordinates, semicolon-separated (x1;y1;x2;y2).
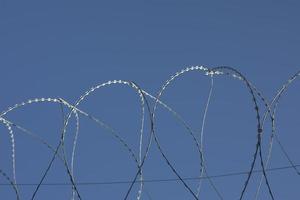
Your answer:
1;0;300;199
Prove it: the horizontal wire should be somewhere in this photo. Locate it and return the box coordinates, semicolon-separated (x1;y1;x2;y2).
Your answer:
1;164;298;187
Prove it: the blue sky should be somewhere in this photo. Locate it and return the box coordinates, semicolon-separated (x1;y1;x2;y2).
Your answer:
1;0;300;199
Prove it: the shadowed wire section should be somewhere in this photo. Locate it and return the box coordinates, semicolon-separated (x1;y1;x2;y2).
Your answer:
0;66;299;199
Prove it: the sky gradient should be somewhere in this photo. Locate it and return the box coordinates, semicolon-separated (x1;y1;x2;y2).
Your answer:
1;1;300;199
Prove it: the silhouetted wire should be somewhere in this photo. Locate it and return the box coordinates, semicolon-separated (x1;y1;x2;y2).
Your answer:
238;77;277;200
38;80;151;200
3;96;146;199
0;98;84;199
253;70;300;199
196;75;220;198
30;98;82;200
212;67;262;199
69;80;151;200
0;98;82;200
60;81;152;200
123;81;154;200
30;81;148;200
143;82;224;199
58;98;80;200
0;169;19;200
151;66;223;200
4;99;143;199
0;117;17;187
1;66;300;199
1;163;298;186
67;99;147;199
274;135;300;175
243;83;276;200
212;66;275;200
59;98;142;166
146;71;222;199
270;70;300;175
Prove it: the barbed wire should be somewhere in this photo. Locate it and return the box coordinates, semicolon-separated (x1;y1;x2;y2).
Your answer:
0;66;299;199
